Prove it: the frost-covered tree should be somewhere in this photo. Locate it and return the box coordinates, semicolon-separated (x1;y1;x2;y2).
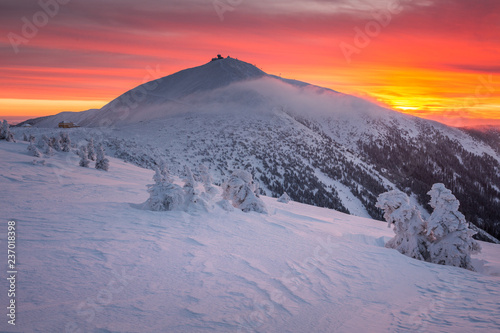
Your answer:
1;120;15;142
87;138;96;161
37;135;49;149
222;170;267;213
147;167;185;211
60;132;71;152
278;192;291;204
157;160;174;183
95;144;109;171
27;139;42;157
183;165;196;189
44;143;54;156
199;164;218;198
79;146;90;167
51;136;62;151
426;183;481;270
23;133;29;142
376;190;429;261
183;166;208;211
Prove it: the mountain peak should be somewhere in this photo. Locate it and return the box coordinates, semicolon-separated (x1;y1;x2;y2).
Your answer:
100;56;266;113
202;56;266;81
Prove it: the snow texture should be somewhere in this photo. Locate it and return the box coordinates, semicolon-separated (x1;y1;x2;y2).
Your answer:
0;141;499;332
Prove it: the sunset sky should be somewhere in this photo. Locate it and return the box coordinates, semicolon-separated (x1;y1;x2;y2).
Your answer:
1;0;499;127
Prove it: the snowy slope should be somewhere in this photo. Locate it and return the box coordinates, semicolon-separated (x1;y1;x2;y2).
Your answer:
1;141;499;333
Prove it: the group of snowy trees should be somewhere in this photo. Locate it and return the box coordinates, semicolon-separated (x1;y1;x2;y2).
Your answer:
0;120;15;142
28;132;72;157
377;183;481;270
22;131;109;171
79;138;109;171
147;163;211;212
147;165;268;214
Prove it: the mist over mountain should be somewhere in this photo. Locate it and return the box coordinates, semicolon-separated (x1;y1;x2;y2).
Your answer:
18;57;500;240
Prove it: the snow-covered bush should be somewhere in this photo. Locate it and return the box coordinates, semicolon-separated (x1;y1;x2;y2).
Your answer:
87;138;96;161
60;132;71;152
27;140;42;157
376;190;429;261
79;146;90;168
278;192;291;204
95;144;109;171
222;170;267;213
426;183;481;270
147;167;185;211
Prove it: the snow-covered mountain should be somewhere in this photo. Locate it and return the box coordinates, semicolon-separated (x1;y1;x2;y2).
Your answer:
1;141;499;332
16;57;500;240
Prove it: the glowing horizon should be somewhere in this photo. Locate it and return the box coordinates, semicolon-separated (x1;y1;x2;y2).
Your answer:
1;0;499;127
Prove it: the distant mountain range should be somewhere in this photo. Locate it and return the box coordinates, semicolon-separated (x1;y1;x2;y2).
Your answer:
17;57;500;240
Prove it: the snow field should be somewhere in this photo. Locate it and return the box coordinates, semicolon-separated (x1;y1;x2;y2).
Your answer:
1;141;499;332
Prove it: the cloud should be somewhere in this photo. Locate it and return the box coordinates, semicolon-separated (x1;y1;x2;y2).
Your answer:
445;65;500;74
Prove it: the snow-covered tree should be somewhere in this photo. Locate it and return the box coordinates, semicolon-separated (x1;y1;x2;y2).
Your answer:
199;164;218;198
23;133;29;142
183;166;208;211
44;143;54;156
79;146;90;168
95;144;109;171
37;135;49;149
278;192;291;204
60;132;71;152
1;120;15;142
157;160;174;183
87;138;96;161
51;136;62;151
426;183;481;270
27;139;42;157
376;190;429;261
222;170;267;213
147;167;185;211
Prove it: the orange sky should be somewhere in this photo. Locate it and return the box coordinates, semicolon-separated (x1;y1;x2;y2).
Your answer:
1;0;499;127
